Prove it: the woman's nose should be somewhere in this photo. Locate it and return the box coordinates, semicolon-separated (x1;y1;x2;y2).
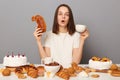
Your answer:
62;15;65;19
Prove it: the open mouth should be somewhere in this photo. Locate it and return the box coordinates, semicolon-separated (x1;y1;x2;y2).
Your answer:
61;20;65;23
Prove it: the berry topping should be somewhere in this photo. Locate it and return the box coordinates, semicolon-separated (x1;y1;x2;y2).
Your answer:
18;53;20;57
7;54;9;57
22;54;25;57
12;52;14;57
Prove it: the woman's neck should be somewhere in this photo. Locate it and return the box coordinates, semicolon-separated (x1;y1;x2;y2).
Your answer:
59;26;68;33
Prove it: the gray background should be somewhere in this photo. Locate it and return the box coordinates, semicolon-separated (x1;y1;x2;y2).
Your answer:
0;0;120;64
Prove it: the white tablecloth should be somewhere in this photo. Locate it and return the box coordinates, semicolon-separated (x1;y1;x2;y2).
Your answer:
0;64;120;80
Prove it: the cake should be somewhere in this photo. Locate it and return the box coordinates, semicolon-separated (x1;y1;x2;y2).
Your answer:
3;54;27;67
89;56;112;70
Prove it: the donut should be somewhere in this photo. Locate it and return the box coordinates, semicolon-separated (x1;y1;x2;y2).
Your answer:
32;15;46;32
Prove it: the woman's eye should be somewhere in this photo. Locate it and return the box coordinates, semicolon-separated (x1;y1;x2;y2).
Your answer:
58;13;62;15
65;13;69;16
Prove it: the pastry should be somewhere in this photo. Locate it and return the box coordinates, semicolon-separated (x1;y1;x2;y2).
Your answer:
37;66;45;76
65;67;76;77
111;70;120;77
2;68;11;76
56;62;79;79
32;15;46;33
22;65;30;73
110;64;118;70
101;57;110;62
91;74;100;78
0;68;4;73
27;66;38;78
71;62;83;73
91;56;100;61
17;74;27;79
56;69;70;80
118;67;120;70
15;67;26;79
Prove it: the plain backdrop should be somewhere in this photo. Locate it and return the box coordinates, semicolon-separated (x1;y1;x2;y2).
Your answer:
0;0;120;64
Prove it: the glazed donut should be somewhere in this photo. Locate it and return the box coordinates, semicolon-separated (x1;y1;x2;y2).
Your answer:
111;70;120;77
32;15;46;32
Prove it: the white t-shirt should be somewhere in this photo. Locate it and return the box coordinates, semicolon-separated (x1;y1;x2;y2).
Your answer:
43;31;80;68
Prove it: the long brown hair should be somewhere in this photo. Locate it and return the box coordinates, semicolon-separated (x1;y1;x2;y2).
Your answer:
52;4;76;35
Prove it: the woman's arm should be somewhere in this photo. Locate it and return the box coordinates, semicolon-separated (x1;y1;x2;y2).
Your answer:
37;41;51;58
33;28;50;58
72;30;89;64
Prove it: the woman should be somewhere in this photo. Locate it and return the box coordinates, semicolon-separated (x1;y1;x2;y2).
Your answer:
33;4;89;68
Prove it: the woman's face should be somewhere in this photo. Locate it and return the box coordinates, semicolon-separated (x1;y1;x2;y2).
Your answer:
57;6;69;28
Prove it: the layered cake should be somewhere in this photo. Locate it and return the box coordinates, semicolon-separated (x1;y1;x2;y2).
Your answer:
3;54;27;67
89;56;112;70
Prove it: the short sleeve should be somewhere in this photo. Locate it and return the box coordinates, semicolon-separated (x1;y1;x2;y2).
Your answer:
73;32;80;48
43;31;52;47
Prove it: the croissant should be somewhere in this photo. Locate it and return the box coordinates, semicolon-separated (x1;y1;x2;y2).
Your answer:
27;66;38;78
111;70;120;77
110;64;118;70
71;62;83;73
32;15;46;32
56;70;70;80
37;66;45;76
15;67;26;79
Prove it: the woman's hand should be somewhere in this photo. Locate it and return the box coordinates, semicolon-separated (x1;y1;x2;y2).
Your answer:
80;29;89;41
33;27;44;41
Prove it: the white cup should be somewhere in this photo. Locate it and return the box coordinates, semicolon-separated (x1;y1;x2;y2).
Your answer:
41;57;53;64
76;24;87;33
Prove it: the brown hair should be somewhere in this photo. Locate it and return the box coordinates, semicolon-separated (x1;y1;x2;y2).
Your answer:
52;4;76;35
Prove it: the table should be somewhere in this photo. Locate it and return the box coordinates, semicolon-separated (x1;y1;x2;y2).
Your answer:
0;64;120;80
